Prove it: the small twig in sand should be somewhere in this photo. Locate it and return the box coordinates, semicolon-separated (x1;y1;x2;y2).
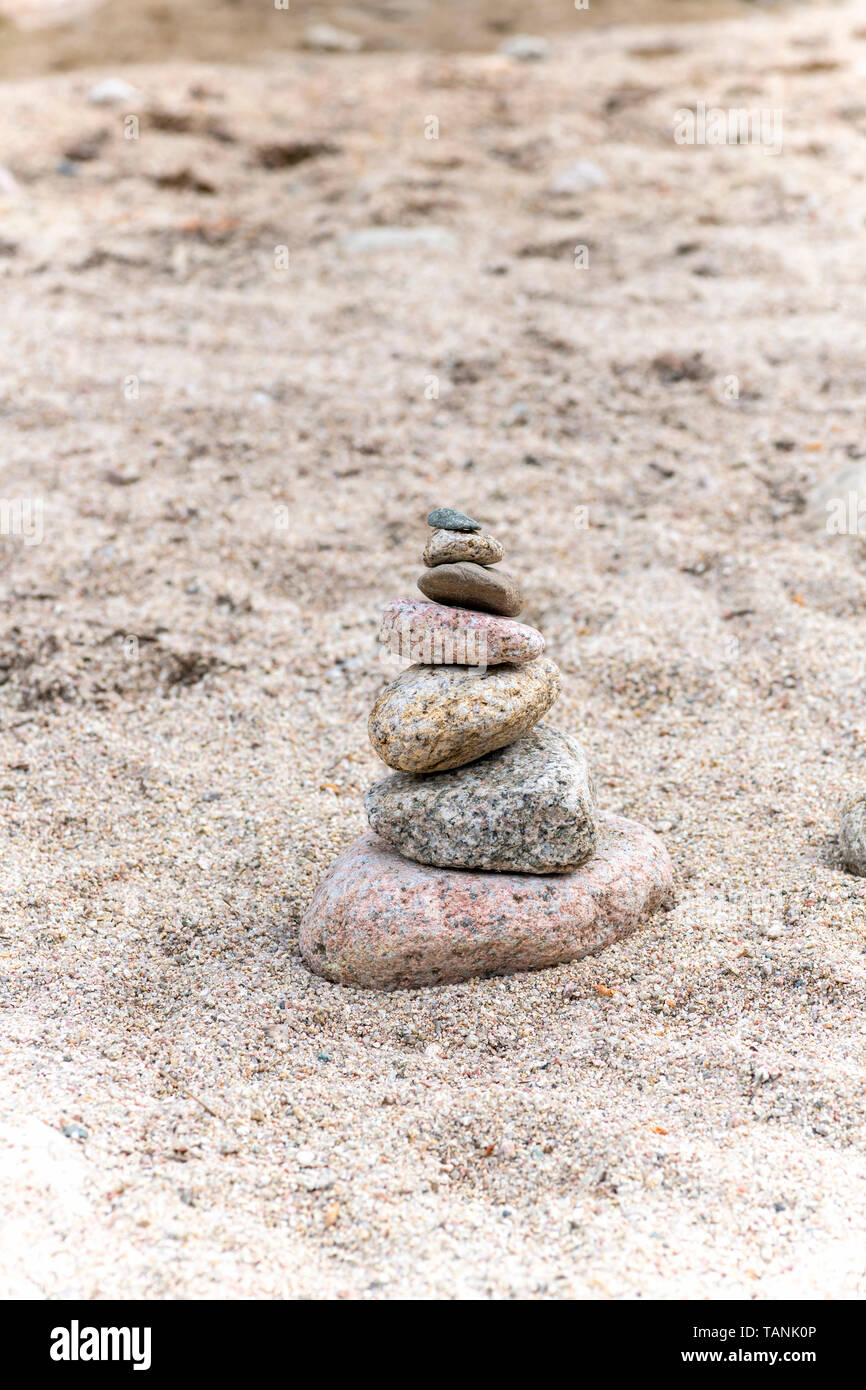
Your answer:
161;1071;222;1120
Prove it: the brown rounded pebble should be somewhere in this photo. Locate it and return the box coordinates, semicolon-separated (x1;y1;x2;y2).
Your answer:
417;561;523;617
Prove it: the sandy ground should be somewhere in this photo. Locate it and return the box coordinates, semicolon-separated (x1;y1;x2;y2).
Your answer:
0;0;752;74
1;0;866;1300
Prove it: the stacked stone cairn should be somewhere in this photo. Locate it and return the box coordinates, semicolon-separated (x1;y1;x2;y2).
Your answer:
300;507;673;990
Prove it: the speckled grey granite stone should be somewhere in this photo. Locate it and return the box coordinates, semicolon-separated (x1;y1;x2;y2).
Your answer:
364;725;596;872
840;794;866;875
368;657;561;772
422;528;503;568
426;507;481;532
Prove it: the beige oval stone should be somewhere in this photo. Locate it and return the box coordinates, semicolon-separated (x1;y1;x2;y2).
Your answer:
422;528;504;568
417;561;522;617
368;657;561;772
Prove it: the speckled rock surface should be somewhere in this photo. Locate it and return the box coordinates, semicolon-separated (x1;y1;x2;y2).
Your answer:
300;814;673;989
423;528;504;568
417;561;523;617
839;795;866;875
379;598;544;667
368;657;560;772
426;507;480;532
364;726;597;872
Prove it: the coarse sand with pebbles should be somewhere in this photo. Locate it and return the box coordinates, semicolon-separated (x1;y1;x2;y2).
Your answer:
1;1;866;1299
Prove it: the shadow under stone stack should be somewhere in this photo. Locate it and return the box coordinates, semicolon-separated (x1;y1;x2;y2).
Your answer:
300;507;673;990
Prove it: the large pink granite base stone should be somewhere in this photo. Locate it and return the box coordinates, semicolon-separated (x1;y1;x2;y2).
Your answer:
300;813;673;990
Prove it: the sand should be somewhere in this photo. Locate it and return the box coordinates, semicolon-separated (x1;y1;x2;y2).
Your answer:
0;1;751;76
1;0;866;1299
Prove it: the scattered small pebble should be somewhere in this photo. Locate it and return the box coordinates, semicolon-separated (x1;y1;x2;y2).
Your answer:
548;159;608;196
339;226;457;254
88;78;143;106
498;35;549;62
300;1169;336;1191
61;1124;88;1141
0;165;19;197
303;24;362;53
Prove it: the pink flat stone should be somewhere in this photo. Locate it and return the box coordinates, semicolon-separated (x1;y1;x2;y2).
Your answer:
379;597;544;667
300;813;673;990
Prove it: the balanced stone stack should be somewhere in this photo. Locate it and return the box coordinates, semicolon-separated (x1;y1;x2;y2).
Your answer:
300;507;673;990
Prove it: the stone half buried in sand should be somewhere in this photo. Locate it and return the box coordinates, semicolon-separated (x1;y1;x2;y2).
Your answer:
839;793;866;875
365;726;596;873
299;814;674;990
368;657;560;773
379;597;544;667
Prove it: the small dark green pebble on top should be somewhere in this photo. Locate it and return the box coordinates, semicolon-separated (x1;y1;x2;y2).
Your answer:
426;507;481;532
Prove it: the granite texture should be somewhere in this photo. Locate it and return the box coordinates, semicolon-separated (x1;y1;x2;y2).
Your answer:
417;561;523;617
364;726;597;872
422;528;504;568
299;814;674;989
379;598;544;667
426;507;480;532
368;657;560;773
839;795;866;875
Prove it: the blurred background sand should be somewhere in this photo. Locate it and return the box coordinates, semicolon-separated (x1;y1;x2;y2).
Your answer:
0;0;755;73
